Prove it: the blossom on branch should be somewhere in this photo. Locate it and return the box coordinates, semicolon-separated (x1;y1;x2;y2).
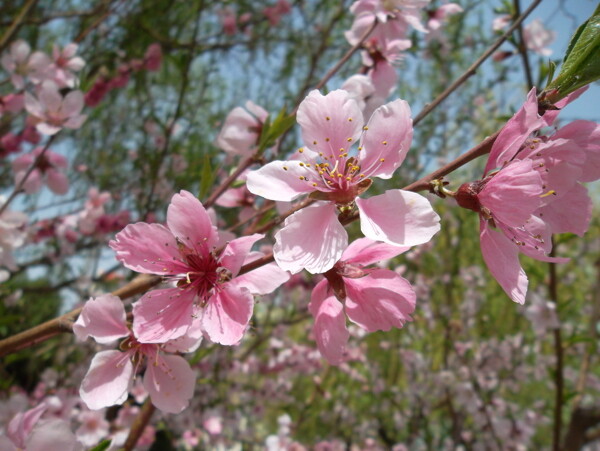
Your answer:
110;190;289;344
25;81;87;135
455;87;600;304
247;89;440;274
309;238;415;364
74;294;200;414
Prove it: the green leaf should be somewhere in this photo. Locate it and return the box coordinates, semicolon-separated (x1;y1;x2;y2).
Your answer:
198;154;216;199
257;108;296;153
89;440;111;451
543;5;600;102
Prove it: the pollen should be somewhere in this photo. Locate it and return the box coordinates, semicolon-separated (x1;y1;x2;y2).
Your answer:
380;158;385;162
346;177;351;181
360;173;365;177
299;162;305;167
382;141;388;145
363;126;369;130
348;118;353;122
325;138;330;142
283;166;288;170
347;138;353;142
339;148;345;152
299;176;306;180
298;148;304;153
312;182;317;187
357;146;363;151
326;116;331;121
313;140;317;145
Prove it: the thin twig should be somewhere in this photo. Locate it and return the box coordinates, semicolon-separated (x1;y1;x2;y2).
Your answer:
0;274;159;357
0;0;38;53
412;0;542;126
548;237;564;451
513;0;534;89
123;399;155;451
0;135;56;216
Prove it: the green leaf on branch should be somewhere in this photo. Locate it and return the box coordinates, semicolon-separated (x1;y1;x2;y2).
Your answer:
89;440;111;451
257;108;296;153
543;5;600;102
199;154;216;199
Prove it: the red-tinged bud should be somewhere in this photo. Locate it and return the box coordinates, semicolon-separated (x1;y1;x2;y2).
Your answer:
323;268;346;301
455;181;484;212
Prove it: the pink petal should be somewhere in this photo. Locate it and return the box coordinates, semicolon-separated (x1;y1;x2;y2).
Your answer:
219;233;264;277
480;221;528;304
201;284;253;345
36;122;62;135
342;237;409;265
24;92;44;117
356;189;440;246
478;159;542;227
80;350;133;409
273;202;347;274
541;86;588;126
344;269;415;332
143;354;196;413
308;280;349;365
109;222;188;275
167;190;218;250
73;294;130;344
551;120;600;183
7;404;47;448
132;287;194;343
162;319;203;354
61;90;84;116
26;419;79;451
538;183;592;236
63;113;87;129
358;99;413;179
485;88;544;174
230;252;290;295
245;100;269;122
297;89;363;159
45;169;69;195
245;160;318;202
17;169;42;194
38;82;62;113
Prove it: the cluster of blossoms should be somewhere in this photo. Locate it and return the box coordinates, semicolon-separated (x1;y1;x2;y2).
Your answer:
453;87;600;303
84;43;162;107
219;0;292;36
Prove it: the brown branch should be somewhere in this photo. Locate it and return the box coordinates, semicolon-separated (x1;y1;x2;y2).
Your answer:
203;155;259;209
549;238;564;451
0;135;56;216
412;0;542;126
0;0;38;53
123;399;155;451
513;0;534;90
0;274;160;358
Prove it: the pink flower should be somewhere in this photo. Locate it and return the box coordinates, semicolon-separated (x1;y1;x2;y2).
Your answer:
456;87;600;303
246;89;440;274
144;43;162;71
12;147;69;195
0;403;80;451
73;294;199;413
47;43;85;88
109;190;289;344
427;3;462;31
75;409;109;447
1;40;50;89
25;81;87;135
263;0;292;25
220;8;238;35
492;14;511;31
345;0;429;65
309;238;415;364
84;77;111;107
0;201;28;282
523;19;555;56
215;101;269;157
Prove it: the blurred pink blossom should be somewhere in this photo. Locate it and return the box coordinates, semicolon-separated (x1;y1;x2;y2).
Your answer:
12;147;69;195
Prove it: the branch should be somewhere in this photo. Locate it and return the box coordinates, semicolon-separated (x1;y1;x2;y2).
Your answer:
513;0;534;89
412;0;542;126
123;399;155;451
0;274;160;357
0;0;38;53
0;135;56;216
